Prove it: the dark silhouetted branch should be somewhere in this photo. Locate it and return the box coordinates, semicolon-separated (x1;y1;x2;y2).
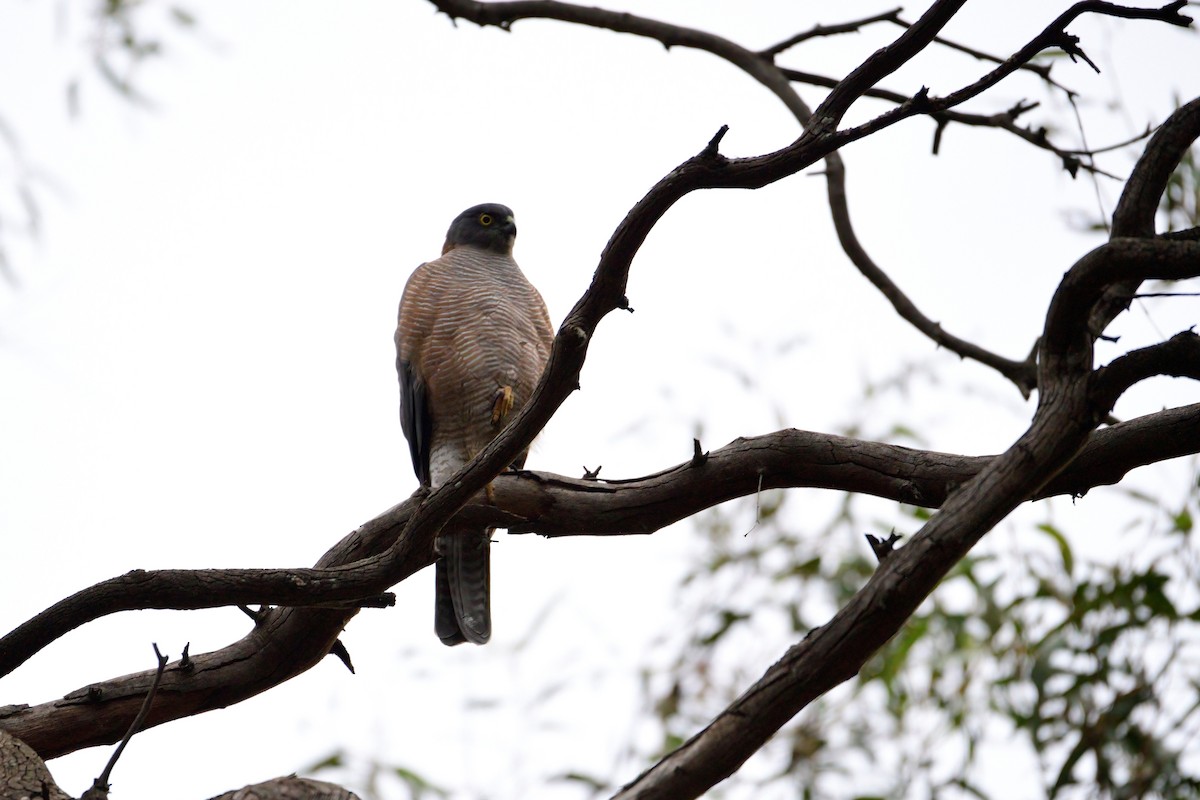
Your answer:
5;397;1197;759
426;0;1190;404
758;8;903;59
4;7;1196;786
610;143;1200;800
82;645;169;800
1090;330;1200;411
1092;95;1200;333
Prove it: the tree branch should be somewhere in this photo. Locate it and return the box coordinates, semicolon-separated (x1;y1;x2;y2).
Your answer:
207;776;361;800
1090;330;1200;410
1092;94;1200;333
83;645;169;800
784;67;1150;169
830;2;1191;148
426;0;1066;395
0;406;1194;672
428;2;1193;403
1044;238;1200;358
889;12;1066;92
610;182;1200;800
758;8;903;59
4;397;1198;759
5;4;1196;780
804;0;970;135
0;730;71;800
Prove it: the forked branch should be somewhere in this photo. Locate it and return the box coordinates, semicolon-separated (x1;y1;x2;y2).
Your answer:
610;97;1200;800
2;7;1196;788
428;0;1190;402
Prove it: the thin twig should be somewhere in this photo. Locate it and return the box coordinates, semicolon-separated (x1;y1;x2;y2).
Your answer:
891;13;1071;93
759;8;903;58
782;66;1152;169
84;644;170;799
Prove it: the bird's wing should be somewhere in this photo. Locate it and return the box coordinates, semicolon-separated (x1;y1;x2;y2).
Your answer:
397;356;431;486
396;263;435;486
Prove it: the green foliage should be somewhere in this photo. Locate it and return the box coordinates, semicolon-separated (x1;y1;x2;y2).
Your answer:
0;115;36;286
0;1;199;285
87;0;197;106
60;0;199;118
305;749;449;800
1162;142;1200;232
634;460;1200;799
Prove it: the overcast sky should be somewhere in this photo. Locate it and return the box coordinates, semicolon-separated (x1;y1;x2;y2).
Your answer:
1;2;1198;798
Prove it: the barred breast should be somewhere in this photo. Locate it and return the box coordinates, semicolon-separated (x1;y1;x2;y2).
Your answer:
397;246;554;486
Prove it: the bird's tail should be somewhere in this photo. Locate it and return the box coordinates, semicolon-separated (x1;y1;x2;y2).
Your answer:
434;527;492;646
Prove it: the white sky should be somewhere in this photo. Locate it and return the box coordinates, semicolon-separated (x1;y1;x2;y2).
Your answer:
1;2;1198;798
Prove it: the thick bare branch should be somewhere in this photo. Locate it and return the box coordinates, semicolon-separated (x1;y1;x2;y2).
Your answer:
0;71;737;757
5;4;1196;779
427;0;1059;394
0;570;398;680
429;2;1192;403
4;396;1198;759
1037;403;1200;498
1115;96;1200;237
0;407;1193;670
81;646;169;800
611;212;1200;800
1090;330;1200;411
805;0;969;132
0;606;354;758
0;174;643;753
207;776;361;800
947;2;1188;110
1091;95;1200;333
1045;238;1200;361
832;2;1191;147
0;730;72;800
889;12;1064;91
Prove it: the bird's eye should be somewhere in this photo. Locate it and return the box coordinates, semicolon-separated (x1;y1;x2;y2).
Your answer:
479;214;493;226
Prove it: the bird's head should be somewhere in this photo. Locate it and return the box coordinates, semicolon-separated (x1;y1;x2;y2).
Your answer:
443;203;517;255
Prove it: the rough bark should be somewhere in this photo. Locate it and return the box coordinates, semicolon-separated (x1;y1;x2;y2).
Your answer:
0;729;358;800
206;777;361;800
1;5;1196;799
0;731;72;800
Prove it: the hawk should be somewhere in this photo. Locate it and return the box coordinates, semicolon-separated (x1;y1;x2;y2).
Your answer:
395;203;554;645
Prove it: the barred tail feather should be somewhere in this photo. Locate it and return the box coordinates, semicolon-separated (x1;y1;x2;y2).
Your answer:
434;528;492;646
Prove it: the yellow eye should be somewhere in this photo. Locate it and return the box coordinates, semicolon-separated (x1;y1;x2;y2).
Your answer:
479;213;493;226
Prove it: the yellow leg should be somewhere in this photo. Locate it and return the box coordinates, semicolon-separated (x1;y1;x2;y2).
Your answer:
484;386;515;504
491;385;515;425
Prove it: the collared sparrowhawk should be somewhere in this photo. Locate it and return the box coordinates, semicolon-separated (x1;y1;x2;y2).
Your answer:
395;203;554;645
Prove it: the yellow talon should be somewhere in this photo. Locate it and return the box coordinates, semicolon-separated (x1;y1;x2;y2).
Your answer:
491;385;515;425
